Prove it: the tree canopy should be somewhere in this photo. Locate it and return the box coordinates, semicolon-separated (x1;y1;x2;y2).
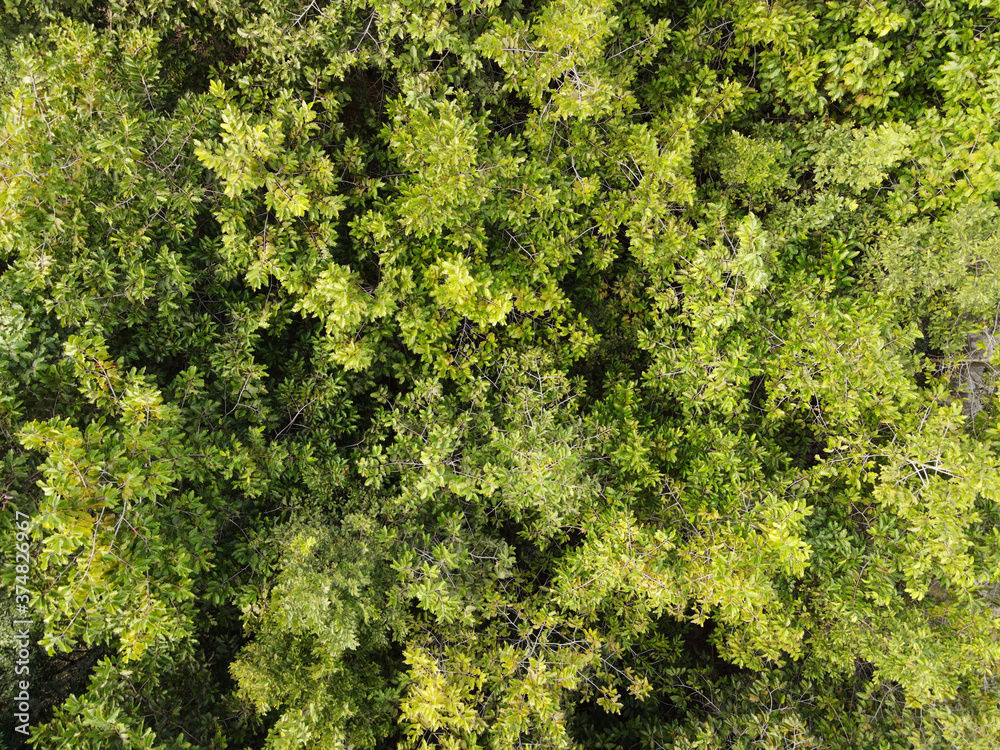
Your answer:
1;0;1000;748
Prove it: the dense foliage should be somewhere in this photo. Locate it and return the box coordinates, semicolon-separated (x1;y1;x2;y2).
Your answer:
2;0;1000;747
